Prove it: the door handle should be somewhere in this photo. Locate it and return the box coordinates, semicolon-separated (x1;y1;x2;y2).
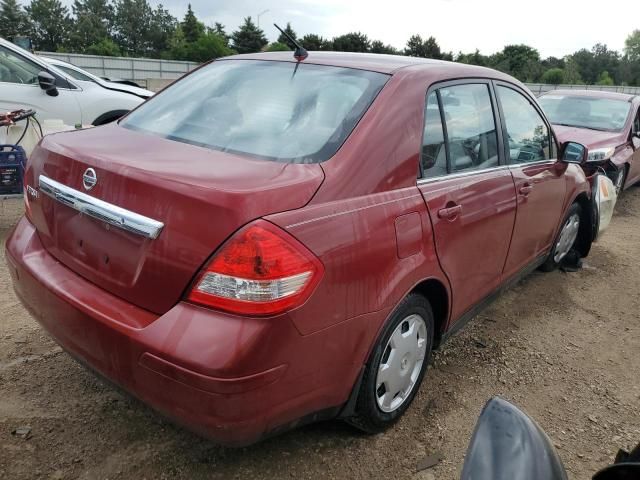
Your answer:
519;184;533;196
437;204;462;219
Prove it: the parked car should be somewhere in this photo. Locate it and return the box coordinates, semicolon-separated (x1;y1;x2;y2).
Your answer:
6;52;598;446
0;37;146;126
539;90;640;194
41;57;153;100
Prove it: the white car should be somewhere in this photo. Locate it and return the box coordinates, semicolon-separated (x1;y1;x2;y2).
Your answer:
0;38;149;126
42;57;153;100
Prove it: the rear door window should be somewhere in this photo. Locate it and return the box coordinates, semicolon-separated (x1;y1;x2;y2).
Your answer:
122;60;389;164
497;86;553;163
421;92;447;177
420;83;499;178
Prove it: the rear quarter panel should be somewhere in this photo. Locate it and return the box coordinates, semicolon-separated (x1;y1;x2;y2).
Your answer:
266;68;453;339
267;188;449;337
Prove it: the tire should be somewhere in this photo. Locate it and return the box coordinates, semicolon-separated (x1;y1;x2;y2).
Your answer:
347;293;434;433
540;202;582;272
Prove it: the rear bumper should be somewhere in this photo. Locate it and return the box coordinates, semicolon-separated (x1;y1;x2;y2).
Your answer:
5;217;379;445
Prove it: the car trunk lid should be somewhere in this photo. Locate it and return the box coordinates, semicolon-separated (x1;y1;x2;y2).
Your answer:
25;124;324;315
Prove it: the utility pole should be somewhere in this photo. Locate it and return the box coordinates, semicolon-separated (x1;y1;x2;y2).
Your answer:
257;9;269;28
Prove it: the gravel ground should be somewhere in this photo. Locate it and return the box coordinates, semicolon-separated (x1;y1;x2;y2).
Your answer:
1;188;639;480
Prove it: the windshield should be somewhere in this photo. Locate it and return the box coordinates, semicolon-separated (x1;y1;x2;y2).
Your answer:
539;94;631;132
121;59;389;163
54;64;96;83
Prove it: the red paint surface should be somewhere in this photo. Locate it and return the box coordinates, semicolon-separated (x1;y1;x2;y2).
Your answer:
6;53;593;445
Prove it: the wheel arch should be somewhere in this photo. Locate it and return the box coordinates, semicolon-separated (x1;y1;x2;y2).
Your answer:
572;192;594;258
411;278;449;349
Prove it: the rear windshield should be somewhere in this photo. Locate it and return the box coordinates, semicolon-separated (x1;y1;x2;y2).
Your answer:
121;59;389;163
539;94;632;132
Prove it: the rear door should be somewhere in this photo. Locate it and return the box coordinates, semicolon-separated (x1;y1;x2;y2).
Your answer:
0;45;82;124
494;83;566;279
417;81;517;322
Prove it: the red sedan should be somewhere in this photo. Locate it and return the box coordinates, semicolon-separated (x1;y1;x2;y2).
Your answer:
539;90;640;194
6;52;596;446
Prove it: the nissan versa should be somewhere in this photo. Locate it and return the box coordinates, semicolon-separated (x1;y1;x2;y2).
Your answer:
6;52;599;446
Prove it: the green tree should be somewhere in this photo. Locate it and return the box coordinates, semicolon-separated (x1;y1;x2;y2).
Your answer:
266;41;290;52
541;68;564;85
456;49;488;66
148;4;177;56
332;32;370;52
592;43;619;84
405;35;444;59
624;30;640;61
25;0;72;51
300;33;330;51
563;57;583;84
230;17;267;54
165;24;187;59
180;3;204;43
86;37;121;56
0;0;30;41
568;48;596;83
596;70;614;86
183;31;232;62
277;22;297;45
491;44;541;82
113;0;154;56
370;40;397;54
70;0;114;52
541;56;564;70
212;22;229;46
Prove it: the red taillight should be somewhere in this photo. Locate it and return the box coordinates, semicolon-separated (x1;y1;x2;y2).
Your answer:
186;220;323;316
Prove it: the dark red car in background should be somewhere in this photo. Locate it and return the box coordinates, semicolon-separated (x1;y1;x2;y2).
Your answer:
539;90;640;194
6;52;596;446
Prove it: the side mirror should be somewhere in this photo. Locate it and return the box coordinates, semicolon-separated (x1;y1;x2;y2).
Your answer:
560;141;587;164
37;71;58;97
461;397;568;480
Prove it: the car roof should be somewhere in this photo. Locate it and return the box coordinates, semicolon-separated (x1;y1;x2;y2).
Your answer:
221;51;514;79
543;89;636;102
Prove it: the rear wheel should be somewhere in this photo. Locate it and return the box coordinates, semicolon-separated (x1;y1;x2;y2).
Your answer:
540;203;582;272
347;294;434;433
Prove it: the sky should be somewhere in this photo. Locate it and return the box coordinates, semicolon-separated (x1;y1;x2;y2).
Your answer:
66;0;638;58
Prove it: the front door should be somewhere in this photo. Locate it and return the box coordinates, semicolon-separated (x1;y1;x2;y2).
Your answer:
494;83;566;279
0;45;82;125
417;82;517;323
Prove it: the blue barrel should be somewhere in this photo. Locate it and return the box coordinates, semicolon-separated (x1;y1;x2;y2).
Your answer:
0;145;27;195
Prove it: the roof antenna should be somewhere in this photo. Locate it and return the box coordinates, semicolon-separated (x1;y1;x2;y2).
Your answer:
274;23;308;61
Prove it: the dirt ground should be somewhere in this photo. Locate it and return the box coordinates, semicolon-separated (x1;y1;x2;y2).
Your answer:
1;188;639;480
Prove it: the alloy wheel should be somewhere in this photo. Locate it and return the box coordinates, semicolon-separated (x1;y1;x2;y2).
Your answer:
553;213;580;264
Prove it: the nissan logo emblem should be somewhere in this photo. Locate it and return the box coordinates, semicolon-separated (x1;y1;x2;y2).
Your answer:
83;168;97;191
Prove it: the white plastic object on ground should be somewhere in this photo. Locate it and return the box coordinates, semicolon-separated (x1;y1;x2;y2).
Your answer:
594;174;617;240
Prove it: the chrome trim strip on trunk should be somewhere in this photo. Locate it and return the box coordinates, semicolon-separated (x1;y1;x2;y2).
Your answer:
38;175;164;239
